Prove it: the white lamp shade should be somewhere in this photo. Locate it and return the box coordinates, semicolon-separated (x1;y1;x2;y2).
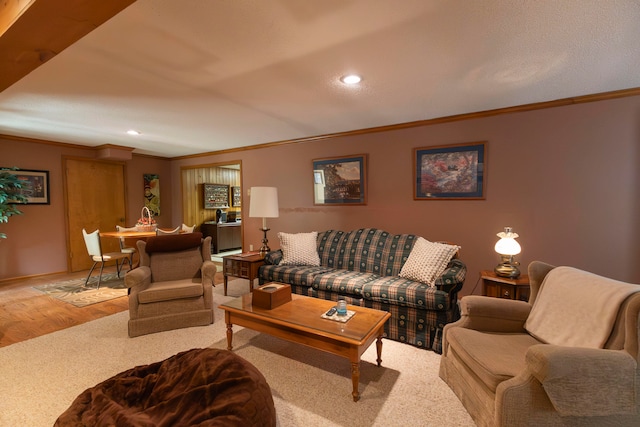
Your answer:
494;238;521;256
249;187;279;218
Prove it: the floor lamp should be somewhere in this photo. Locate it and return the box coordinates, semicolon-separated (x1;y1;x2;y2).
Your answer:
249;187;279;257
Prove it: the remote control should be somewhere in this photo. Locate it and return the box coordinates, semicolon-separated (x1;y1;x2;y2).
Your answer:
325;307;337;316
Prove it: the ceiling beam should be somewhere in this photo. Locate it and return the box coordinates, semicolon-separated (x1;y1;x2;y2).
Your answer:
0;0;136;92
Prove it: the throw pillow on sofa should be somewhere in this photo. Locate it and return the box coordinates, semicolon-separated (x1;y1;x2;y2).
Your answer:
399;237;460;286
278;231;320;266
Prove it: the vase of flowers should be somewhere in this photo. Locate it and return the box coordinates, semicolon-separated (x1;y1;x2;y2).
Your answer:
136;206;157;232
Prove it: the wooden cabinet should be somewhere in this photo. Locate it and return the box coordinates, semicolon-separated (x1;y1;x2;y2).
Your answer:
480;270;530;302
200;222;241;254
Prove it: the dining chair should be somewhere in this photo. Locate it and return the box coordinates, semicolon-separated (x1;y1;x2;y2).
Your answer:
82;229;131;288
115;225;138;268
182;223;196;233
156;226;181;235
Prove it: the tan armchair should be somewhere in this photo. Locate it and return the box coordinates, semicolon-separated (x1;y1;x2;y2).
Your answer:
125;233;216;337
439;261;640;426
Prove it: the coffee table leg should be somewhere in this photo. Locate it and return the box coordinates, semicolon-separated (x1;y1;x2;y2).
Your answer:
224;276;228;296
226;322;234;350
351;362;360;402
376;335;383;366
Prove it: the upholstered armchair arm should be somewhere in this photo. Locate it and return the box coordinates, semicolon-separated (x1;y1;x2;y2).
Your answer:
124;266;151;319
526;344;637;416
201;260;217;286
124;266;151;290
451;295;531;332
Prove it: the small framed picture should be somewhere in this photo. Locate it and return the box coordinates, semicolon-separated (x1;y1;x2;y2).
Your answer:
231;186;241;207
4;169;50;204
312;154;367;205
414;142;486;200
203;183;230;209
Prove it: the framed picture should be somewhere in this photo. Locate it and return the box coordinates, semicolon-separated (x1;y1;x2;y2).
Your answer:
203;183;229;209
414;142;486;200
5;169;50;204
231;186;241;207
143;173;160;216
312;154;367;205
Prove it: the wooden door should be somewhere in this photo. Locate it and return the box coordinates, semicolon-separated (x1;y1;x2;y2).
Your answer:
64;158;127;272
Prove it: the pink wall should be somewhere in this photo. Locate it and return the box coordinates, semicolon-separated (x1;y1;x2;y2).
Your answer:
173;95;640;294
0;139;172;279
2;94;639;293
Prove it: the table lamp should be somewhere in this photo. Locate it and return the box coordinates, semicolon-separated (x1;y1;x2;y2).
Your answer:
248;187;279;257
494;226;521;278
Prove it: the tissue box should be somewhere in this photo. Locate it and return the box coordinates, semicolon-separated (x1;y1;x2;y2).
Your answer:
252;283;292;309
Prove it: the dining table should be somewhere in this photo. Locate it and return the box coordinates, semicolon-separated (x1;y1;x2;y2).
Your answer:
99;230;161;239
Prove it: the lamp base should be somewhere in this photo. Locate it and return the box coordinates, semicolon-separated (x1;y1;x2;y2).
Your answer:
259;227;270;258
494;262;521;278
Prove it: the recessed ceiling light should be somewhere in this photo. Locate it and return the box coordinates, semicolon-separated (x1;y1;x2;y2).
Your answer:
340;74;362;85
126;129;141;136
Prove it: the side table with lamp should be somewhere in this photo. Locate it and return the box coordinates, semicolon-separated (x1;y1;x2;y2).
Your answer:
482;226;530;301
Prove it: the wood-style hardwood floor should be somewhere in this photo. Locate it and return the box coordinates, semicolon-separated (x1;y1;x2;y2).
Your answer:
0;266;225;348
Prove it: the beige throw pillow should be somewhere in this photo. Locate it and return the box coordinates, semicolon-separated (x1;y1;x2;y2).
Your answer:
278;231;320;266
399;237;460;286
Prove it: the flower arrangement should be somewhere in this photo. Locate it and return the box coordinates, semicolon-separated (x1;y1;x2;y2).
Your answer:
136;206;157;232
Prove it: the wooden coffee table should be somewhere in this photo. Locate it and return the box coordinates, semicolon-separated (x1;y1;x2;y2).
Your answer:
219;290;391;402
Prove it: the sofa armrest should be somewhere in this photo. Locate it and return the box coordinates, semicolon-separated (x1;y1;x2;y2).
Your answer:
201;260;217;286
263;249;282;265
434;259;466;293
526;344;637;416
454;295;531;332
124;266;151;290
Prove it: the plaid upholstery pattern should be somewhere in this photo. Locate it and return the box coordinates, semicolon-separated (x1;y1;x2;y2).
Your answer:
311;270;378;296
317;229;417;276
263;249;283;265
259;264;332;287
434;259;466;292
364;300;461;353
260;228;466;354
309;288;364;305
362;275;451;310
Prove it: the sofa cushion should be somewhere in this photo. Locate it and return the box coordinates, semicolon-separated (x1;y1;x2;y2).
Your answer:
138;279;204;304
259;264;332;287
446;328;542;392
278;231;320;266
312;270;378;296
399;237;460;286
317;229;416;276
362;276;452;310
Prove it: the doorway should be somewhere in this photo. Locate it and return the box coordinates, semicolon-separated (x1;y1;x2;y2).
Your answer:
181;162;242;254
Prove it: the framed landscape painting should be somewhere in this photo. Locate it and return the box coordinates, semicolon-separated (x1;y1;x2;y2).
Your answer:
5;169;50;204
414;142;486;200
312;154;367;205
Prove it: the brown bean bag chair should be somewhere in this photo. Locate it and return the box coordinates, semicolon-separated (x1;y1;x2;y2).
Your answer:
55;348;276;426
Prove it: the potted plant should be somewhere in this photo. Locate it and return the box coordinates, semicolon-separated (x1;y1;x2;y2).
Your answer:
0;168;29;238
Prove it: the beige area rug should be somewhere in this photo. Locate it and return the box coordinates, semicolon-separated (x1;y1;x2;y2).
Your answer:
32;273;127;307
0;279;474;427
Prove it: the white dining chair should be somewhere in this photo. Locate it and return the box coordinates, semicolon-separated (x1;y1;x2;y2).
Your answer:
156;226;181;235
116;225;137;268
181;223;196;233
82;229;131;288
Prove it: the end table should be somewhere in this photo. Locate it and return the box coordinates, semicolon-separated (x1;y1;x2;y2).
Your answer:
222;253;265;296
480;270;530;302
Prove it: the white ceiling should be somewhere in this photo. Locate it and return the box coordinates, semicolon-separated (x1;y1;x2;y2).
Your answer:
1;0;639;158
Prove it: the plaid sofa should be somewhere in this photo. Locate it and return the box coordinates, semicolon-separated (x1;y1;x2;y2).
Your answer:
258;228;466;353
